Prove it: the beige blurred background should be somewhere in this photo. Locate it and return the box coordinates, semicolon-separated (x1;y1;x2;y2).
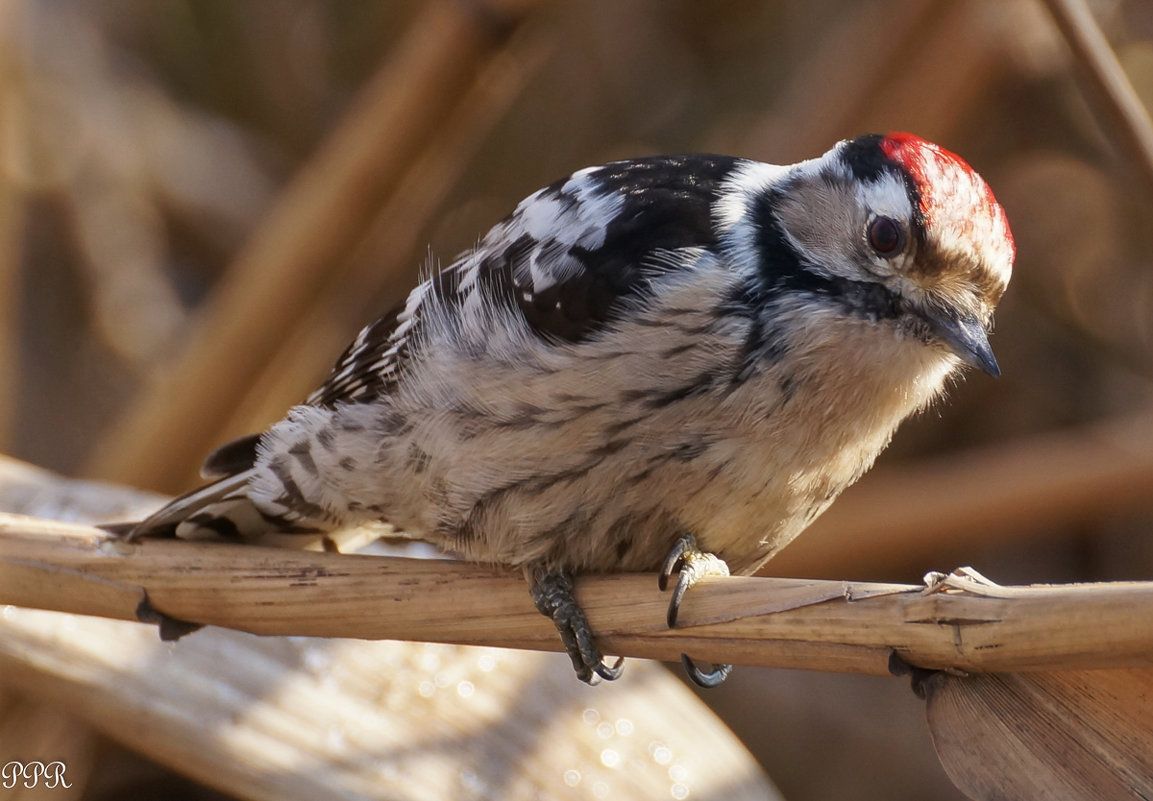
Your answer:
2;0;1152;798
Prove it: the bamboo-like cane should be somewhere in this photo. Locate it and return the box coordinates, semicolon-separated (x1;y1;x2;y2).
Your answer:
85;0;540;493
3;513;1153;678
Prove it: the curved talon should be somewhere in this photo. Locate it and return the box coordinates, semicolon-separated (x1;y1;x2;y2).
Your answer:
595;656;626;682
668;572;692;628
659;536;689;591
682;654;733;688
659;533;729;629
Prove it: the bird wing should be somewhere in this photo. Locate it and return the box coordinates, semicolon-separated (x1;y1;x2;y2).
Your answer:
142;155;744;536
306;153;741;408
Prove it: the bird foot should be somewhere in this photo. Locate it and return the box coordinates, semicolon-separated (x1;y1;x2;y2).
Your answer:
529;568;623;684
659;533;734;688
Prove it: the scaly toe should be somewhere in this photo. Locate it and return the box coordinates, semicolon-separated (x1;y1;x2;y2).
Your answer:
530;567;624;685
658;535;735;688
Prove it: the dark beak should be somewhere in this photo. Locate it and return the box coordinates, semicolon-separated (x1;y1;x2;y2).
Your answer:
923;309;1000;377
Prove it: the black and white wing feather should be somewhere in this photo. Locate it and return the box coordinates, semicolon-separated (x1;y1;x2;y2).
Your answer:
305;299;416;409
310;154;742;405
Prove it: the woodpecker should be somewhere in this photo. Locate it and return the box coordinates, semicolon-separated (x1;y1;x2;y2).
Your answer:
129;133;1014;687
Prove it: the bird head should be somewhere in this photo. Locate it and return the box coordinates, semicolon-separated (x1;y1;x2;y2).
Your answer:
729;133;1014;377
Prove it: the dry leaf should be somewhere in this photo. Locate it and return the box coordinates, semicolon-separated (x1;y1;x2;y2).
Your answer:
925;669;1153;800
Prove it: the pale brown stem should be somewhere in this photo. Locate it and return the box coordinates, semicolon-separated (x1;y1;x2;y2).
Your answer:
85;0;539;492
1041;0;1153;201
4;513;1153;677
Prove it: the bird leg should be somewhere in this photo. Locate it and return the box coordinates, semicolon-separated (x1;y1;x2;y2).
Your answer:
529;567;624;684
660;533;734;688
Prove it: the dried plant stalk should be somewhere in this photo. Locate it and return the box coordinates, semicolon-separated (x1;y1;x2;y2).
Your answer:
1041;0;1153;200
86;0;539;493
1;609;780;801
4;513;1153;678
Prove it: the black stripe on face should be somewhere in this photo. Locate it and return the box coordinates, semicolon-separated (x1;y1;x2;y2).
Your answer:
750;189;904;323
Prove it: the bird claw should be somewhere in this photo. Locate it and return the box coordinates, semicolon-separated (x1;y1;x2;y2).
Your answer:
530;568;624;684
659;533;734;687
682;654;734;688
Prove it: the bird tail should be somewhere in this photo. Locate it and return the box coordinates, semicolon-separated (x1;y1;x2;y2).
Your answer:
126;471;266;541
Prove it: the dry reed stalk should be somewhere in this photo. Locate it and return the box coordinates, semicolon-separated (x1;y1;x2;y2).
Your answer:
3;513;1153;678
86;0;539;493
0;606;780;801
219;26;550;442
1041;0;1153;201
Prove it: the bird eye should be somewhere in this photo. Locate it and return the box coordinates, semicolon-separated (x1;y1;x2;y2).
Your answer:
867;216;904;257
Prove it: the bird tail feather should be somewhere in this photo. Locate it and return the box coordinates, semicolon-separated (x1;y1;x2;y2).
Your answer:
127;471;262;541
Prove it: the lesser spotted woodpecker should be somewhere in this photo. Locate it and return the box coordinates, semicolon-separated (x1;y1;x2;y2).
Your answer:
129;133;1014;686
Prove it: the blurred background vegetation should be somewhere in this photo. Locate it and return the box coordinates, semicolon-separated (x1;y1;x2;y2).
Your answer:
2;0;1153;798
